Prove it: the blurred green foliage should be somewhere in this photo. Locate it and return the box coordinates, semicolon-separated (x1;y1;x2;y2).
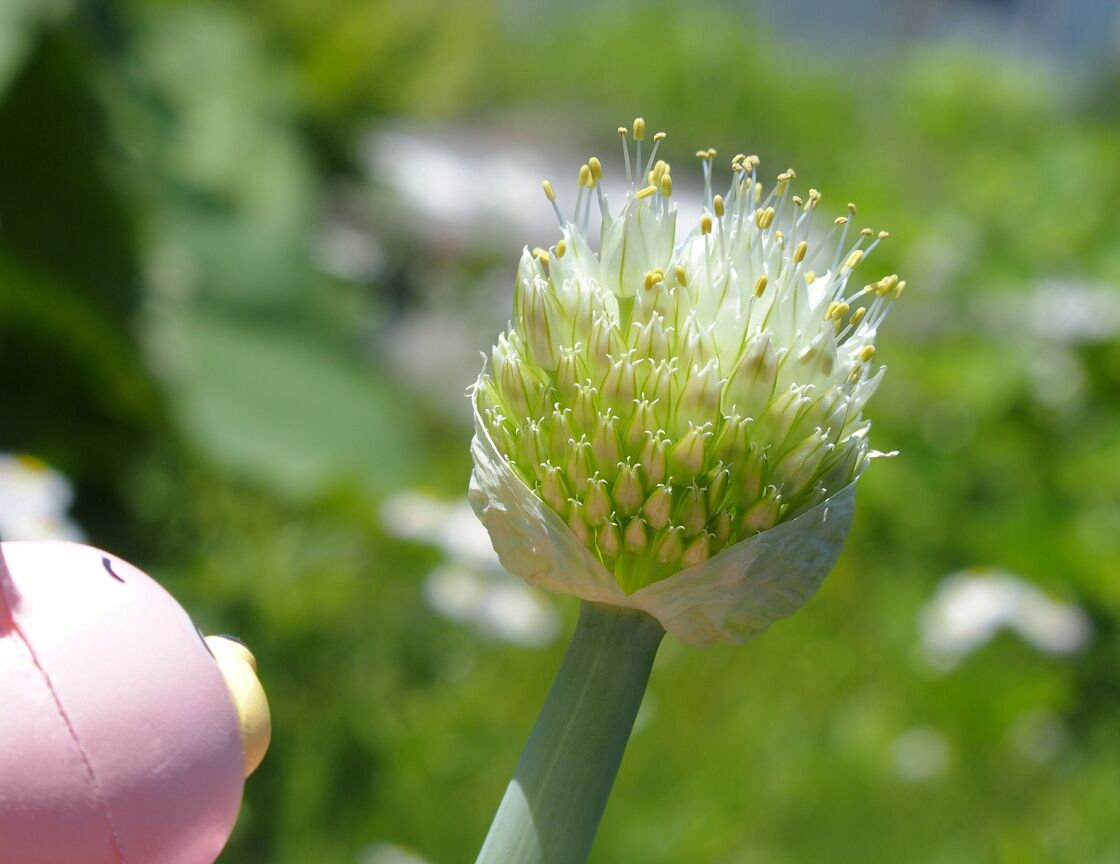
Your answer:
2;1;1119;862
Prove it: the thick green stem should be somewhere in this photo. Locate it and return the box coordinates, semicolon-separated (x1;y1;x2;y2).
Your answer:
476;601;665;864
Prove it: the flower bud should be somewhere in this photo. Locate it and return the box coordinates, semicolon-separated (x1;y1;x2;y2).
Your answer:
597;519;622;558
625;399;659;450
723;331;777;419
654;525;684;565
668;423;710;480
564;437;593;489
637;431;669;487
540;463;569;516
612;461;645;516
623;516;648;554
742;486;781;534
641;484;674;530
590;411;621;475
519;271;565;370
678;482;708;536
680;532;711;568
575;476;606;524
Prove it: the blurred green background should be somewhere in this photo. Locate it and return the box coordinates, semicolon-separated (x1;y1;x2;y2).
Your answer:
2;0;1120;861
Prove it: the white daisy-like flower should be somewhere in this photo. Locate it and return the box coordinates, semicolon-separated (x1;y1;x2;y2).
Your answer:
470;119;901;646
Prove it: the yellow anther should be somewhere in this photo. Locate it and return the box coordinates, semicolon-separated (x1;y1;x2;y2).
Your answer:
777;171;792;183
792;195;804;207
713;195;725;218
532;247;545;258
860;227;873;237
878;230;890;240
589;157;603;181
753;275;768;297
873;274;899;296
850;306;867;324
826;302;850;321
660;174;673;197
636;184;658;199
707;148;717;158
701;215;713;235
834;216;848;226
774;230;784;244
653;131;667;142
793;240;808;263
633;117;646;141
858;345;876;362
809;188;821;203
555;239;567;258
542;180;556;201
845;249;864;269
893;280;906;299
847;202;857;213
643;270;664;291
755;206;776;229
825;302;840;320
786;167;797;179
675;264;688;286
695;149;709;160
733;153;746;165
536;249;551;265
578;164;591;188
804;271;817;285
754;181;762;203
618;126;628;138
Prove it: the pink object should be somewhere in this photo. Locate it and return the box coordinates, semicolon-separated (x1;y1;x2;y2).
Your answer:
0;541;245;864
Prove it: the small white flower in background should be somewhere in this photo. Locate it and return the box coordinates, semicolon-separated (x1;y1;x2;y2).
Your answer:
470;118;901;645
1025;278;1120;345
0;453;84;542
891;726;950;783
380;491;560;648
920;567;1092;669
364;124;564;246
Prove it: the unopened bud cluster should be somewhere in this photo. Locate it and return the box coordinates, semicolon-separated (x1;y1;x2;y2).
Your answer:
475;119;901;594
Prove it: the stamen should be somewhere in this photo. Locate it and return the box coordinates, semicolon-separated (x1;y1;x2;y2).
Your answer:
643;131;667;179
619;126;632;188
633;117;646;187
542;179;564;226
830;204;857;272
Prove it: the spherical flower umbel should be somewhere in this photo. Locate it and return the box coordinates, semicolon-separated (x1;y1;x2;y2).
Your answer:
470;119;901;646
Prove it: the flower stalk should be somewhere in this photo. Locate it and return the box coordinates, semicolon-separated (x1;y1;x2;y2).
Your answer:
476;601;665;864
